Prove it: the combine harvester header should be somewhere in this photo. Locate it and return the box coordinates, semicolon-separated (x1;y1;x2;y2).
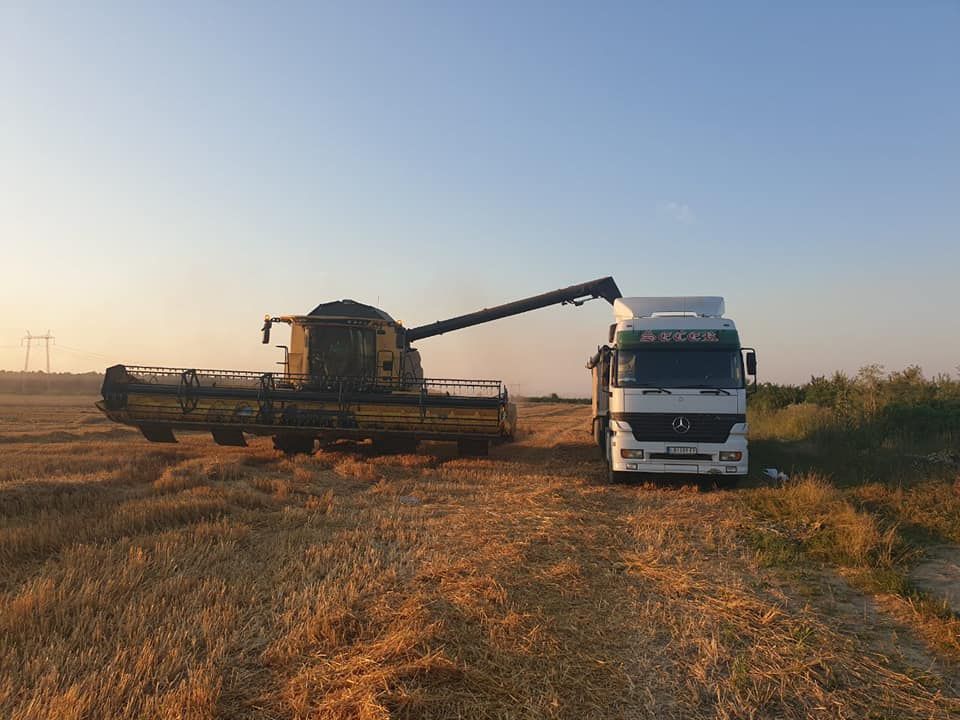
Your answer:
98;277;621;455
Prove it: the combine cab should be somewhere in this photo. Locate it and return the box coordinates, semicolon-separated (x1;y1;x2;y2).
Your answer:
97;277;621;455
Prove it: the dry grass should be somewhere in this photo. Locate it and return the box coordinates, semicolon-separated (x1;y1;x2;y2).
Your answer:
853;479;960;545
745;474;903;569
743;474;960;666
746;401;960;667
0;397;957;719
749;404;836;442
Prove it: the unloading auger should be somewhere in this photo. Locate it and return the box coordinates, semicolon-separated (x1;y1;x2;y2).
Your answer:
97;277;621;455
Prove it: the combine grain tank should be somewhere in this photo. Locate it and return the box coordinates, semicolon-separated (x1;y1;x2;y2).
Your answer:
98;277;621;455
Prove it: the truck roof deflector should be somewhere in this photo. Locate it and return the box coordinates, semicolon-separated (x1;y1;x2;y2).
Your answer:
613;296;725;321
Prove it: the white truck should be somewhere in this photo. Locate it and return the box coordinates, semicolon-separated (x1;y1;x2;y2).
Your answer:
587;297;756;485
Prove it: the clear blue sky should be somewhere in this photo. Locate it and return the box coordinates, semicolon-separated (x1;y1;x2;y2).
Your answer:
2;2;958;394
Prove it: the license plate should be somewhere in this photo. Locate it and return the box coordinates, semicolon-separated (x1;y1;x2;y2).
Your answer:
667;446;697;455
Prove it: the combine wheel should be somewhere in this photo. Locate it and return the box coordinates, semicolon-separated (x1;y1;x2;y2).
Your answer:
457;439;489;457
273;434;316;456
372;437;419;455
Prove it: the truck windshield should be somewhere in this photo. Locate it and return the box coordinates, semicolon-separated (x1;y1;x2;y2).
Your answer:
616;349;744;389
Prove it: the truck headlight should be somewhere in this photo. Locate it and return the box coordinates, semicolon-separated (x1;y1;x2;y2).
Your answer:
719;451;742;461
612;420;632;432
620;449;644;459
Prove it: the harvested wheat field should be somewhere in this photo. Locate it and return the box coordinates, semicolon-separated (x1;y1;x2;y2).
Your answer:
1;394;957;719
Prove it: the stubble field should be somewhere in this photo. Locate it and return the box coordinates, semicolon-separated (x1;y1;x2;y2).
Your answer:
0;395;957;719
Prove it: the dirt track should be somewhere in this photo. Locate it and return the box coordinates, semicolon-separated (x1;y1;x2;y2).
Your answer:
0;397;957;719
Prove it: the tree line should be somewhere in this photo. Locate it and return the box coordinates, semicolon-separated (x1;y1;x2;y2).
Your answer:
0;371;103;395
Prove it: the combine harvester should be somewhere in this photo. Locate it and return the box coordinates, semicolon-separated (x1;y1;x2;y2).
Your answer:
98;278;621;455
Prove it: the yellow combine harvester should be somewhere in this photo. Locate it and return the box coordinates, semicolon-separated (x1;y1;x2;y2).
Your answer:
97;277;621;455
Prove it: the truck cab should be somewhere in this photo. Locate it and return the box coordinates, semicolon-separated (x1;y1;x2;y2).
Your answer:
588;297;756;484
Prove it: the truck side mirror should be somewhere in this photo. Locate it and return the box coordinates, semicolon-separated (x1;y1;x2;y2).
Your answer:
745;350;757;376
261;318;272;345
608;324;616;343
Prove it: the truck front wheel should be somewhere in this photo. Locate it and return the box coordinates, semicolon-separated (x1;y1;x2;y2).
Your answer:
604;429;626;483
594;417;607;458
608;465;628;484
714;475;744;490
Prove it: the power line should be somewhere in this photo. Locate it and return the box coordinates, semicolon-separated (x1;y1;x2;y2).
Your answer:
55;344;110;360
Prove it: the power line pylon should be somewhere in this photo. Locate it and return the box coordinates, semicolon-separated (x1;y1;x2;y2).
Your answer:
21;331;55;392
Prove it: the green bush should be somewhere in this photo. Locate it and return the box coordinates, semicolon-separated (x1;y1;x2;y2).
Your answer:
751;383;805;412
877;400;960;440
754;366;960;441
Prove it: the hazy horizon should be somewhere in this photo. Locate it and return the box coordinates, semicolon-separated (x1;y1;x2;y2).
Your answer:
3;3;958;396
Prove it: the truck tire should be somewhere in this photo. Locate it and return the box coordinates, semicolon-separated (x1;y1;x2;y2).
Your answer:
593;417;607;458
604;428;625;483
273;434;316;456
457;439;489;457
608;466;627;484
715;475;744;490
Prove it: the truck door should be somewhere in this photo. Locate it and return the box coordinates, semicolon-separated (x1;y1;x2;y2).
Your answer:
591;346;611;448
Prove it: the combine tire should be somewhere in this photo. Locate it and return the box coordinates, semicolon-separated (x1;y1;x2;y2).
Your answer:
273;434;316;456
372;437;419;455
457;439;489;457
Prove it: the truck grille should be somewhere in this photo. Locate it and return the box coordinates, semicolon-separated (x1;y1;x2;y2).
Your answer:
611;413;745;444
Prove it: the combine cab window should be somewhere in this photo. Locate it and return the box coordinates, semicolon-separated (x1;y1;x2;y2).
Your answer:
307;326;376;379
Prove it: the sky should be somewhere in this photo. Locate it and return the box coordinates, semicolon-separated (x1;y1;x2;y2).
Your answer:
1;2;958;395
